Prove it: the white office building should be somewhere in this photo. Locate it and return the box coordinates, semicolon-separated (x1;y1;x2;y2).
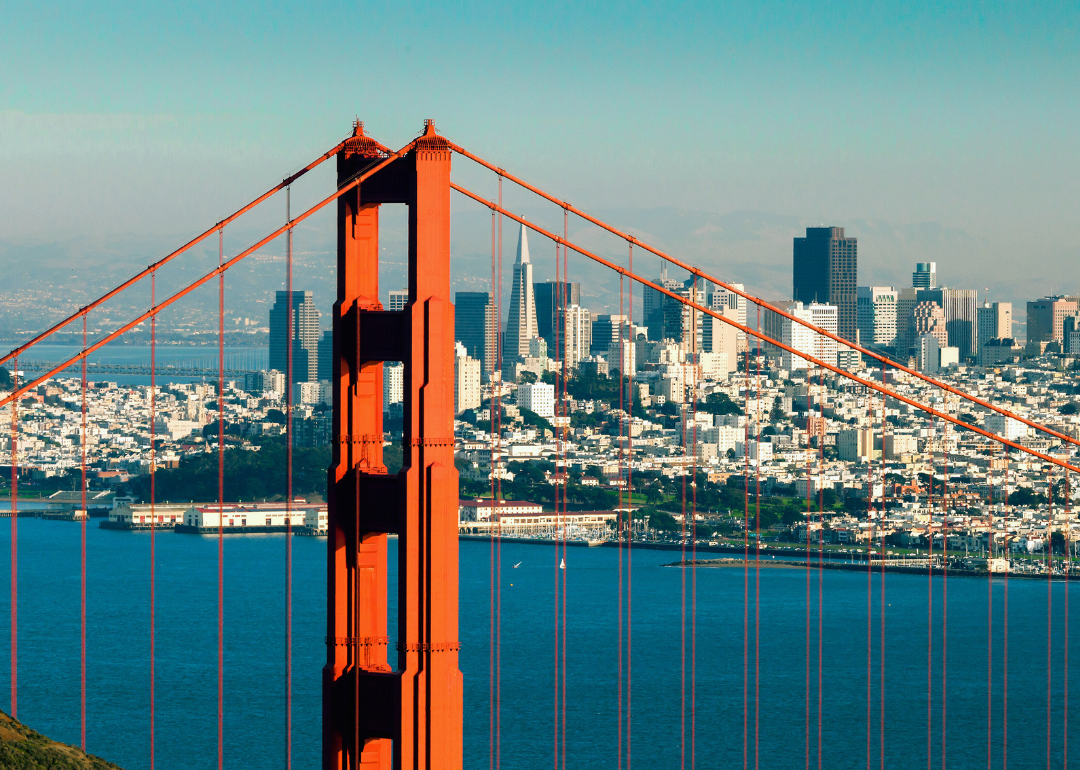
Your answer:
516;381;555;419
781;302;838;370
384;361;404;406
857;286;900;348
454;346;482;413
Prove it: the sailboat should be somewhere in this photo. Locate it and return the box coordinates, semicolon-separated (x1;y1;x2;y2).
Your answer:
559;558;565;570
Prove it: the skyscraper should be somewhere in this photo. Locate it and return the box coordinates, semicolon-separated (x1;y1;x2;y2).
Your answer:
912;262;938;289
642;265;682;342
269;290;319;384
917;288;978;360
792;227;857;342
502;224;538;372
591;314;627;357
534;281;581;348
857;286;900;349
455;291;497;377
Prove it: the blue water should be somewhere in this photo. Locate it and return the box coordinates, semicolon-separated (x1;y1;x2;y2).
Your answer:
0;518;1075;769
14;344;268;386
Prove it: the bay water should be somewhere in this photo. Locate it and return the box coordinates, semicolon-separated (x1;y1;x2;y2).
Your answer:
0;518;1074;769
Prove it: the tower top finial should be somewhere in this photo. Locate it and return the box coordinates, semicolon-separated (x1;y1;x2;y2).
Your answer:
353;119;365;136
423;119;436;135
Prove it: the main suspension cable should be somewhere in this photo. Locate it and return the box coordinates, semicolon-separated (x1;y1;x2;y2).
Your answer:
0;143;418;413
0;138;356;370
445;141;1080;451
447;185;1080;476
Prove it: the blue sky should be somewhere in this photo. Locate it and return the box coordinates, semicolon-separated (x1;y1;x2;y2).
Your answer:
2;0;1078;307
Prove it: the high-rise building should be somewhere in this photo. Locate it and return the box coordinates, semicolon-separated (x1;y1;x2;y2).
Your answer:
701;307;739;359
857;286;900;349
383;362;403;407
268;290;319;385
388;290;409;312
912;262;937;289
917;288;978;359
710;282;747;353
502;224;538;373
895;288;920;353
534;281;581;348
642;265;682;342
911;302;947;347
976;301;1013;363
978;301;1012;340
1026;296;1079;346
455;291;497;377
454;345;481;414
661;278;706;352
317;329;333;382
792;227;857;342
559;305;592;368
591;314;627;357
516;381;555;420
781;302;838;371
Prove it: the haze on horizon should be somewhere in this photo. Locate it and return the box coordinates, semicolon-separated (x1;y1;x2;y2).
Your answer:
2;0;1077;317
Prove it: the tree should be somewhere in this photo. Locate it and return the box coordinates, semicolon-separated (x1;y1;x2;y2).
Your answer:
1060;403;1079;415
700;392;741;416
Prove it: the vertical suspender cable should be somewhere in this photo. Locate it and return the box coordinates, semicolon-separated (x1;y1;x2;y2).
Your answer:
942;436;949;770
617;273;625;770
496;175;504;770
149;270;157;770
880;365;886;770
627;242;634;770
754;305;761;770
927;426;934;770
561;211;569;770
1003;449;1009;770
812;367;820;768
680;396;687;770
1064;469;1070;769
1047;476;1054;770
284;186;293;770
489;208;496;770
9;356;16;719
617;273;626;764
743;343;750;770
690;337;697;770
805;371;812;770
553;241;561;770
987;447;994;770
81;316;88;750
866;391;874;770
217;227;226;770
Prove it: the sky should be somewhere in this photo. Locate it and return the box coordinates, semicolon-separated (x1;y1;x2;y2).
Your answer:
2;0;1078;317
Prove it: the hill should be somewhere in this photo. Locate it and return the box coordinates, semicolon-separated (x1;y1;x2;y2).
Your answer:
0;710;122;769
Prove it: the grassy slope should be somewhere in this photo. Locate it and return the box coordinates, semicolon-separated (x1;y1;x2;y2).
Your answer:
0;711;122;769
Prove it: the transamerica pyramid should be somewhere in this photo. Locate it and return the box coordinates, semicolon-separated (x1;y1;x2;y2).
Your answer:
501;223;538;375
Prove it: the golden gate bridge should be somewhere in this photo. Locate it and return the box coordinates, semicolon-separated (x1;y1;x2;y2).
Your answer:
0;119;1076;770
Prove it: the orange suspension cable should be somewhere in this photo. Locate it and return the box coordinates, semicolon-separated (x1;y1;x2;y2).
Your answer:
0;143;418;413
0;138;355;370
447;185;1080;475
446;142;1079;451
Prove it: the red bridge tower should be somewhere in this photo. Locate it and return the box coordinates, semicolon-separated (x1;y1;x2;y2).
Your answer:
324;120;462;769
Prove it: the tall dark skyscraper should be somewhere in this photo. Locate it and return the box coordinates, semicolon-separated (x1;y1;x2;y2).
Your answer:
534;281;581;347
269;290;320;384
455;291;497;377
793;226;858;342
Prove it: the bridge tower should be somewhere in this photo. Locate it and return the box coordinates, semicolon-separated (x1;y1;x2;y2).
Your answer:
324;120;462;769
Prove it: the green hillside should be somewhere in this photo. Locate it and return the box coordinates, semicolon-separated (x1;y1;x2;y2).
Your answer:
0;711;122;769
